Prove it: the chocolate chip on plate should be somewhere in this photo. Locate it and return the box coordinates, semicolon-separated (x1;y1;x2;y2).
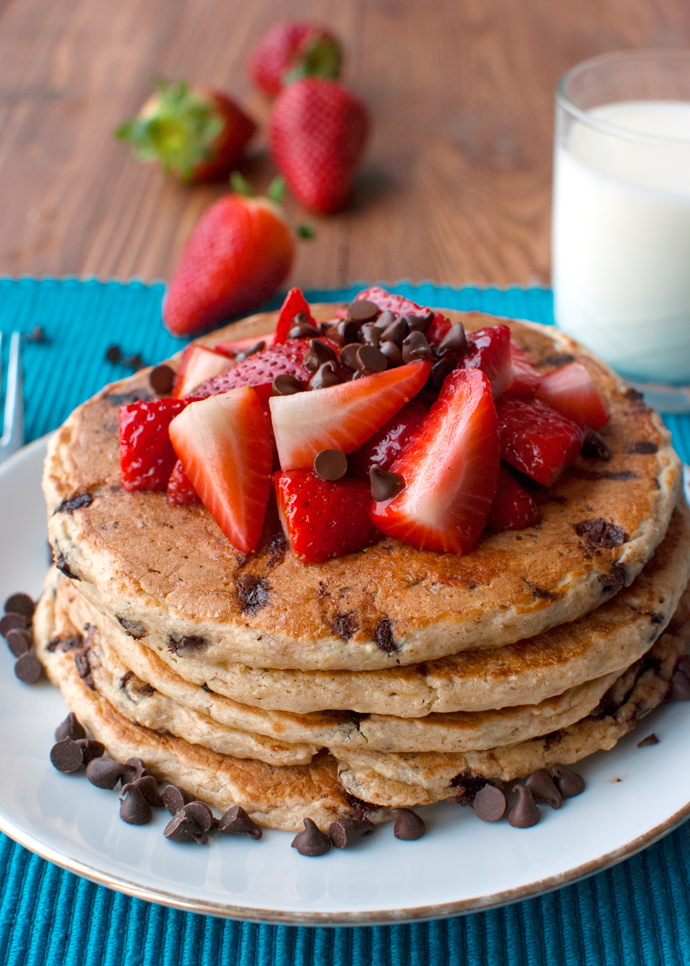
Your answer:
131;775;165;807
1;613;29;638
4;593;35;618
508;785;541;828
347;299;379;323
148;364;175;395
291;817;331;856
55;712;86;742
164;802;213;843
550;764;585;799
50;737;83;774
356;344;387;373
6;628;31;657
370;464;405;502
120;784;153;825
121;757;149;784
329;816;374;849
472;784;507;822
637;732;660;748
392;808;426;840
86;757;125;789
15;652;42;684
314;449;348;482
75;738;105;765
219;805;263;839
525;769;563;808
162;784;194;815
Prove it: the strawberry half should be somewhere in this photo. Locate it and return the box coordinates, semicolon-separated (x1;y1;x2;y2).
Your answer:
486;465;540;532
371;369;500;555
463;325;512;397
348;398;430;478
172;344;234;398
269;360;431;471
274;287;318;343
169;388;273;553
535;362;610;431
194;338;315;407
353;287;451;346
167;459;201;507
275;470;379;563
504;344;542;398
497;397;584;486
119;398;188;491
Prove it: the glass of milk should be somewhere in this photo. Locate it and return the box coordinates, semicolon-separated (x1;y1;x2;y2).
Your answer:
552;50;690;411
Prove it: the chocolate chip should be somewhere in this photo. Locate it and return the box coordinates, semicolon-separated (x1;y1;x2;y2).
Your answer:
370;465;404;502
508;786;541;827
272;374;303;396
630;441;658;455
471;784;507;822
340;343;364;370
55;712;86;742
348;299;379;323
431;356;456;389
291;817;331;856
547;353;575;367
329;816;375;848
148;364;175;395
75;738;105;765
219;805;263;839
392;808;426;840
380;318;408;346
668;665;690;701
581;429;612;460
525;769;563;808
86;757;125;789
122;757;149;784
55;553;79;580
163;803;211;844
374;310;396;330
4;593;34;618
15;652;42;683
1;613;28;637
167;634;208;655
305;339;338;372
379;341;403;368
288;320;319;339
105;345;122;364
637;733;659;747
186;801;215;831
122;353;144;370
550;764;585;799
120;784;153;825
6;628;31;657
438;322;468;355
162;784;194;814
356;345;387;373
374;616;397;653
234;341;266;362
403;314;431;335
309;362;341;390
26;324;45;343
50;738;83;773
55;492;93;515
337;320;360;345
314;449;348;481
360;324;381;348
573;518;628;549
402;331;434;364
324;324;344;346
131;775;165;807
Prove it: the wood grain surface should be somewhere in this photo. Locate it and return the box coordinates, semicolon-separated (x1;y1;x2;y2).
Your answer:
0;0;688;290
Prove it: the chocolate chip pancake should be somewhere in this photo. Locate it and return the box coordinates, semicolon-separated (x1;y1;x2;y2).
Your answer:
43;306;680;672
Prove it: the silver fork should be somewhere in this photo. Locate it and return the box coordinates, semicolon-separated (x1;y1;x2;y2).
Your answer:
0;332;24;464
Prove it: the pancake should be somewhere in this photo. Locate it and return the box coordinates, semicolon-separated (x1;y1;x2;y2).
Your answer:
43;305;680;672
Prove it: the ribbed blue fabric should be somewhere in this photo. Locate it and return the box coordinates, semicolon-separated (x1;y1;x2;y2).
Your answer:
1;277;689;966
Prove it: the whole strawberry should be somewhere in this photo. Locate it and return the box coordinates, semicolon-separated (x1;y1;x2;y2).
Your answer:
249;22;342;97
115;78;256;183
269;78;369;214
163;183;294;336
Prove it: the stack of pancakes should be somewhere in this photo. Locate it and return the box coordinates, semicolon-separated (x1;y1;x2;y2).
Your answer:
34;306;690;832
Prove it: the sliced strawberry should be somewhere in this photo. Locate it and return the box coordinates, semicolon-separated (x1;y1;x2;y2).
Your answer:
172;344;234;399
504;344;542;398
486;464;540;532
119;398;188;491
193;339;314;407
169;388;273;553
275;470;379;563
371;369;500;555
353;287;452;346
213;333;276;356
497;397;584;486
274;287;318;343
463;325;512;397
348;398;430;478
535;362;610;431
269;360;431;471
167;459;201;507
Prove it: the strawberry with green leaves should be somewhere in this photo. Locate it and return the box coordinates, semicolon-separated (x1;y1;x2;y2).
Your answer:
115;79;256;184
249;22;342;97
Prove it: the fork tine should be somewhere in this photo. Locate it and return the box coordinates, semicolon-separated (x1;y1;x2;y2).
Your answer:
0;332;24;462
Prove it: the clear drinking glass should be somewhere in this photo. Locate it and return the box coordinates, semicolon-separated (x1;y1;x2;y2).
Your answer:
552;50;690;412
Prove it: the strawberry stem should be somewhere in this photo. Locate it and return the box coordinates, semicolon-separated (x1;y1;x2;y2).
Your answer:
268;176;286;205
297;224;316;240
230;171;255;196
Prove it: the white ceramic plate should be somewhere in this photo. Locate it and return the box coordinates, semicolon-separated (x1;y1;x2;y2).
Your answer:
1;436;689;925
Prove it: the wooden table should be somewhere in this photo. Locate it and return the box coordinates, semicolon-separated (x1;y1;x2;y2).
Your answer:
0;0;688;292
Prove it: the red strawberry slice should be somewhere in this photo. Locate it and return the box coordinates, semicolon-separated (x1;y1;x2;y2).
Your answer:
269;360;431;471
193;339;314;407
167;459;201;507
371;369;500;555
119;398;188;491
497;397;584;486
535;362;610;431
172;344;234;399
486;464;540;532
348;398;430;478
504;344;542;398
169;388;273;553
214;333;276;356
275;470;379;563
463;325;512;397
353;287;451;346
274;287;318;343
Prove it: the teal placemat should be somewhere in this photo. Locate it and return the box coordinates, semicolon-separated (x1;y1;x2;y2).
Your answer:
1;277;689;966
